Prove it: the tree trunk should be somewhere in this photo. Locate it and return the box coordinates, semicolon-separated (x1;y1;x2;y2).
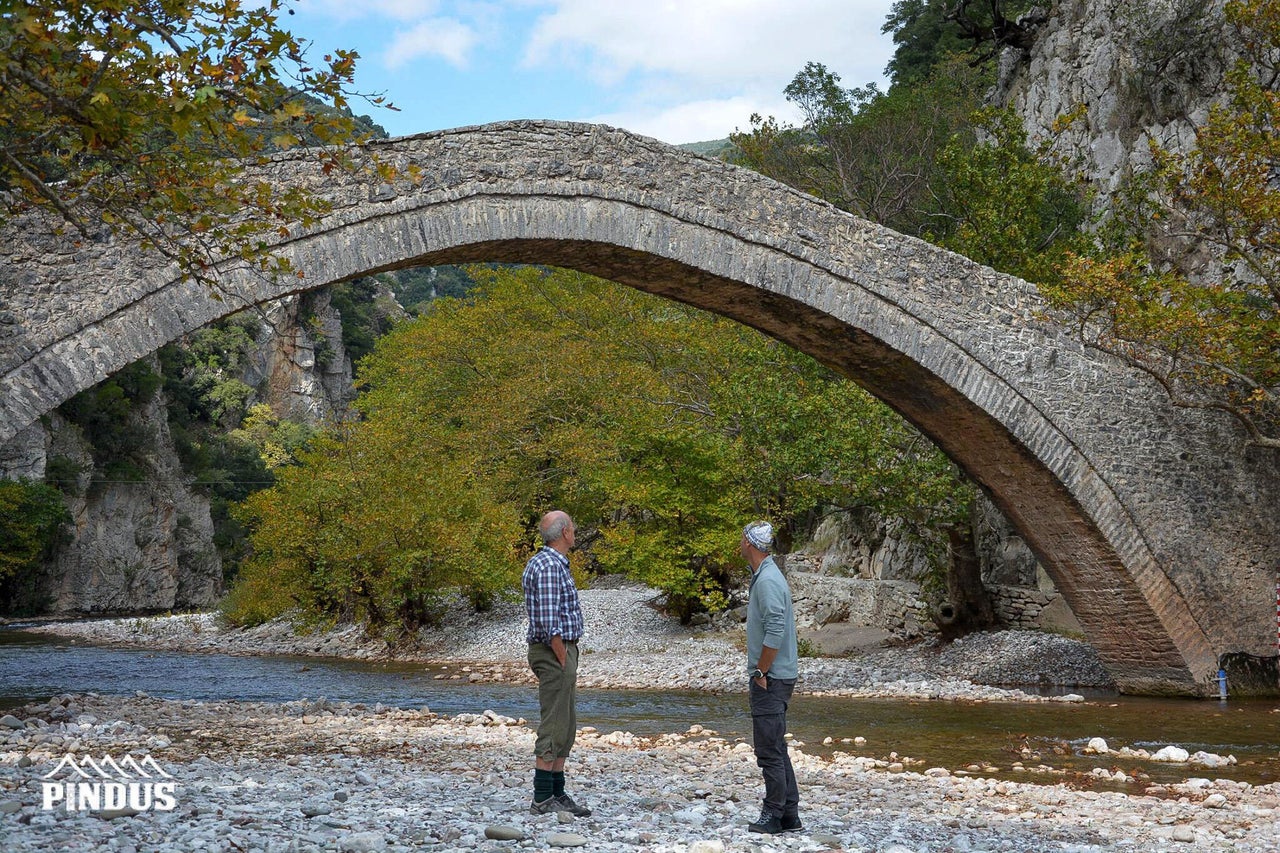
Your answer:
937;517;997;641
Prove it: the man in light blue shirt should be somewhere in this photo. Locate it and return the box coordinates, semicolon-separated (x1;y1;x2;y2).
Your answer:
742;520;801;835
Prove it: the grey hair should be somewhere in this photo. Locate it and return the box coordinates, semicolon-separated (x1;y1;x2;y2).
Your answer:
540;513;574;545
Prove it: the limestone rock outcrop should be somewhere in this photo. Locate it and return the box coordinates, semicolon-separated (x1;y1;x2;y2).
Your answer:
0;371;220;612
996;0;1237;205
246;288;357;425
0;288;356;613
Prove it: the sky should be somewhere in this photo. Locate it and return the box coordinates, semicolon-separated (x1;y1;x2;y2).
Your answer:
285;0;900;145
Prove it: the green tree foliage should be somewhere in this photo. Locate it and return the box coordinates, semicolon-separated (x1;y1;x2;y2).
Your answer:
883;0;1036;86
929;107;1091;283
0;480;69;584
0;0;392;285
732;57;991;236
328;278;399;368
58;359;163;482
229;404;316;471
227;267;967;630
386;265;483;314
159;314;261;431
0;478;68;613
158;312;325;573
732;61;1089;284
1044;0;1280;448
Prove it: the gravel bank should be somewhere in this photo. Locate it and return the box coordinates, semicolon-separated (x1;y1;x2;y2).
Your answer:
1;692;1277;852
5;586;1278;850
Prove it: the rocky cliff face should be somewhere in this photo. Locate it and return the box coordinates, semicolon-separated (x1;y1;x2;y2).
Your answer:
996;0;1236;202
245;289;358;425
0;288;357;613
47;394;222;613
0;369;221;613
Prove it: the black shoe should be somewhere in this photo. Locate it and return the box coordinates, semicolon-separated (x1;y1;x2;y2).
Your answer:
530;796;561;815
556;793;591;817
781;813;803;832
747;809;784;834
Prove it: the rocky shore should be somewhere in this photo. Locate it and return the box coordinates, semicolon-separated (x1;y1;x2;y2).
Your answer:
1;690;1277;852
5;583;1277;850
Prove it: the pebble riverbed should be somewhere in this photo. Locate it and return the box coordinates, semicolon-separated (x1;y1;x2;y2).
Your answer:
3;584;1278;851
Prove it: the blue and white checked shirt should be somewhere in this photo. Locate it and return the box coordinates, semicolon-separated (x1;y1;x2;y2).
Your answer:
522;546;584;644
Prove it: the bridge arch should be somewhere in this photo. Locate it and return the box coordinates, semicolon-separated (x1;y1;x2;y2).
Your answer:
3;121;1278;694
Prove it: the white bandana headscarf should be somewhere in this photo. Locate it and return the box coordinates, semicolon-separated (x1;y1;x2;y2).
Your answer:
744;521;774;552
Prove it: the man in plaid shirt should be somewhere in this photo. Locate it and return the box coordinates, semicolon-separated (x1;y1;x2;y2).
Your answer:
523;509;590;817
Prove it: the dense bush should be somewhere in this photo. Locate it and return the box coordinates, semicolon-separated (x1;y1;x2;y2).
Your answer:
0;479;69;611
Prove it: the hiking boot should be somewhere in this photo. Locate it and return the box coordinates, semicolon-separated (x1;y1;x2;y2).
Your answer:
781;813;803;832
530;796;561;815
556;793;592;817
747;809;783;834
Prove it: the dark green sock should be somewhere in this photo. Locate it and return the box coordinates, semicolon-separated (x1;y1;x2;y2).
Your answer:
534;768;555;802
552;770;566;797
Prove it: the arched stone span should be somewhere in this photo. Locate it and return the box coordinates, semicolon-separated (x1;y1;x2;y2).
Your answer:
2;121;1277;695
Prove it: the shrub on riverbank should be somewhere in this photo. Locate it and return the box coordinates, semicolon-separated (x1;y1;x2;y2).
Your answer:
0;479;69;612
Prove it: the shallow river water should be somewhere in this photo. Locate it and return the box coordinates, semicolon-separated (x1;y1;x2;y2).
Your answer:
2;629;1277;789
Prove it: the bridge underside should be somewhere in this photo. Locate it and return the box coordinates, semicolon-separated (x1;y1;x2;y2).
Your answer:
401;238;1219;695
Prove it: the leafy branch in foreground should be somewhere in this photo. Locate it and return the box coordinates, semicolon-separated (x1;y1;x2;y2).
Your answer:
0;0;394;288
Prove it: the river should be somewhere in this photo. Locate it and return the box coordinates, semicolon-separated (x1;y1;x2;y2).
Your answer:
2;628;1277;790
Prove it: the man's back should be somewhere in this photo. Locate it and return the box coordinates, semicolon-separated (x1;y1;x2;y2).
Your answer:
747;557;797;679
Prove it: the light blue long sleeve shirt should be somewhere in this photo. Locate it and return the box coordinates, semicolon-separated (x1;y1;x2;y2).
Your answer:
745;555;798;679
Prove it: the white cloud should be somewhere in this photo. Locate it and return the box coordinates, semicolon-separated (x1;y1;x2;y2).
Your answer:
589;95;803;145
384;17;479;68
522;0;894;89
280;0;898;139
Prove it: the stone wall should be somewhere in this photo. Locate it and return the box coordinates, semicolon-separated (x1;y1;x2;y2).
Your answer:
789;570;930;639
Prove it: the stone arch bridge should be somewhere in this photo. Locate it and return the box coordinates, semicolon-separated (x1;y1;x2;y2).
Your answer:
2;121;1277;696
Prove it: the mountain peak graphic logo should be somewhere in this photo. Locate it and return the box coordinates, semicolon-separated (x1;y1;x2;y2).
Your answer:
42;754;174;780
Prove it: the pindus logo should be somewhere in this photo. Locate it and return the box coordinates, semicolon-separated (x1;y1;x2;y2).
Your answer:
40;754;177;812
